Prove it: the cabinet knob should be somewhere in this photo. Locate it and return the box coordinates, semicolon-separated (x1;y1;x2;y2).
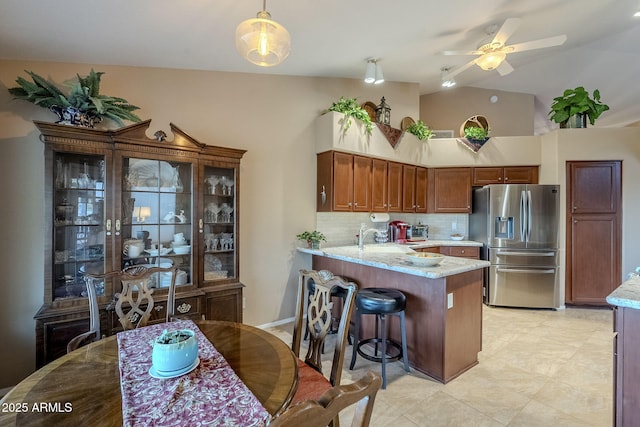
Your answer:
498;177;502;181
504;177;508;181
354;202;358;207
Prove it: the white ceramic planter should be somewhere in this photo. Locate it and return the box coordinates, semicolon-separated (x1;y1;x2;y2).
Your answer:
152;329;198;373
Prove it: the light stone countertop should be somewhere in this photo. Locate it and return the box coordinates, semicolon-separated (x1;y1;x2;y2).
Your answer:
606;275;640;309
297;242;489;279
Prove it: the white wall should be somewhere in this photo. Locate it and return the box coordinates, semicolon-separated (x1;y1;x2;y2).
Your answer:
0;60;420;387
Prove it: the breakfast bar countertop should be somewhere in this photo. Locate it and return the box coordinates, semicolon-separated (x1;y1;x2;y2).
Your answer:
297;242;489;279
606;275;640;309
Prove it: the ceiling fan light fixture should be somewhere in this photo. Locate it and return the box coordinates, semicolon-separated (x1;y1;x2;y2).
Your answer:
475;51;507;71
236;0;291;67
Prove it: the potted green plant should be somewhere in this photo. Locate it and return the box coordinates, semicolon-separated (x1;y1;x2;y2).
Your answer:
406;120;433;141
8;69;141;128
296;230;326;249
464;126;490;144
327;97;373;135
548;86;609;128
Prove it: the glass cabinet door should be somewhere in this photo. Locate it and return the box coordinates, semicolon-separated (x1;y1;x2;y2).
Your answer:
53;153;106;300
203;166;237;282
121;158;193;289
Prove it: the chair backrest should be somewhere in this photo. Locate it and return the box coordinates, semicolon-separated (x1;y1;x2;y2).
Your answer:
164;266;180;322
269;371;382;427
67;273;102;353
115;265;177;330
292;269;357;387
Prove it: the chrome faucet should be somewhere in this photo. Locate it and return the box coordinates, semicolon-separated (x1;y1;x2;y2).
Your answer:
358;223;380;250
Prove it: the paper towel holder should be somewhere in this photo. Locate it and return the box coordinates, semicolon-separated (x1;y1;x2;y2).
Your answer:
370;212;390;223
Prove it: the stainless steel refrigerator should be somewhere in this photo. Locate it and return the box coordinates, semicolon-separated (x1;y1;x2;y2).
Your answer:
470;184;561;308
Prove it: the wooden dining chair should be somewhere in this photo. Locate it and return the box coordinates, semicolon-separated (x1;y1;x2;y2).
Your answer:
291;268;357;425
113;265;178;329
67;274;102;353
269;371;382;427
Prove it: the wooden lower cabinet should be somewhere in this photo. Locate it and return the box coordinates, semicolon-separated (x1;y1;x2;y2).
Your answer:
36;312;103;368
417;246;479;259
205;283;244;322
614;306;640;426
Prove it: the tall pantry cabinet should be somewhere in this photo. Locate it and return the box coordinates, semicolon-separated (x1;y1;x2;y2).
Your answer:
34;120;246;366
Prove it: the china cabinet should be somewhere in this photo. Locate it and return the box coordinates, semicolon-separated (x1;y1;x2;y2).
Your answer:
34;120;245;366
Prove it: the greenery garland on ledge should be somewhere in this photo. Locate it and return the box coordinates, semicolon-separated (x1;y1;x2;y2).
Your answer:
327;97;373;135
8;69;141;127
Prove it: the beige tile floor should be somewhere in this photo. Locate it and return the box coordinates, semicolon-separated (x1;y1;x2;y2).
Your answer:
267;305;614;427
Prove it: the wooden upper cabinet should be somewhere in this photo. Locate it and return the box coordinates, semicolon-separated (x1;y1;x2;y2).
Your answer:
472;166;538;186
387;162;403;212
316;151;371;212
415;167;428;213
352;155;372;212
371;159;388;211
569;161;620;214
428;168;472;213
402;165;427;212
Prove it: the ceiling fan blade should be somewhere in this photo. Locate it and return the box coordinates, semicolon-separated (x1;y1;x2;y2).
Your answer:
447;59;477;78
496;60;514;76
492;18;522;46
508;34;567;53
441;50;481;56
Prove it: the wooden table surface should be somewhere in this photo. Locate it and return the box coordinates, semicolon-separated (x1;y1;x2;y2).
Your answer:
0;320;299;425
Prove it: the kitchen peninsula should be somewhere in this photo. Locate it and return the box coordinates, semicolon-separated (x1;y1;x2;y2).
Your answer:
298;242;489;383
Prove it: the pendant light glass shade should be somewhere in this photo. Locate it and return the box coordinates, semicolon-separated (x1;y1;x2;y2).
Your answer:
236;3;291;67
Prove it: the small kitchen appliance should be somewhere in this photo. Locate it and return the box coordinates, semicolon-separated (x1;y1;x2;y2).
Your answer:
409;224;428;241
388;220;409;243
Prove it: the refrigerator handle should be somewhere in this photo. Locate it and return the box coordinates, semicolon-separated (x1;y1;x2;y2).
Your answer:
519;190;526;241
527;190;532;242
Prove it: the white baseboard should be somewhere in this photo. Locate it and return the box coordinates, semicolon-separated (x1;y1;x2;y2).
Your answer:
257;317;295;329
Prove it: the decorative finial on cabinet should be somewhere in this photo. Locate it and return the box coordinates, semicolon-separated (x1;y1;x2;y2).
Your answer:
154;130;167;142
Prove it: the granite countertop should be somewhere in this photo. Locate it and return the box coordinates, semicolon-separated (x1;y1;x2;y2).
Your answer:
297;242;489;279
606;275;640;309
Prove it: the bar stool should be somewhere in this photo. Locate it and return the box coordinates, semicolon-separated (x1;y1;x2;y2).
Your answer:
349;288;410;389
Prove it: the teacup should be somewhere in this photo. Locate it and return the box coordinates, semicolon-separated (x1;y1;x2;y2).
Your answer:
173;233;186;244
124;245;142;258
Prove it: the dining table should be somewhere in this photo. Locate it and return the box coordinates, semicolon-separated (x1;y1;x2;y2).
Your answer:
0;320;299;426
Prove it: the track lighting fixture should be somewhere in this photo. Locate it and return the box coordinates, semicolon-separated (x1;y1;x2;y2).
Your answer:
364;59;384;84
441;67;456;88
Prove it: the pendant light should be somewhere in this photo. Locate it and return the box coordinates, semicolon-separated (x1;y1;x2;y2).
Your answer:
363;59;384;85
236;0;291;67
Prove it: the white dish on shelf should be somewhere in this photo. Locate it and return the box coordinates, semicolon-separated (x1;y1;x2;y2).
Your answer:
173;246;191;255
450;234;464;241
145;248;172;256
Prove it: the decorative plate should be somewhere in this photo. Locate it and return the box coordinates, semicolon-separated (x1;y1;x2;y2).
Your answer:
361;101;377;121
400;117;415;131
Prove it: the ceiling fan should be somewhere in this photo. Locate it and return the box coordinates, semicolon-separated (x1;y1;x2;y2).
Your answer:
442;18;567;78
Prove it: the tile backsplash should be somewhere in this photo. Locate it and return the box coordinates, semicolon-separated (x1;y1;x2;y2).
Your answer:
316;212;469;246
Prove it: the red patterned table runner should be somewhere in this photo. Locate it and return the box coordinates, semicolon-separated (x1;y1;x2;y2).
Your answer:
117;320;269;426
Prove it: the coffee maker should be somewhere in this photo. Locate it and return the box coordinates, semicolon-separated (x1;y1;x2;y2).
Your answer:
388;220;410;243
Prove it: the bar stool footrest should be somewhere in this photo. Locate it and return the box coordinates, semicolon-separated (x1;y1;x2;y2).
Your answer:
356;338;403;363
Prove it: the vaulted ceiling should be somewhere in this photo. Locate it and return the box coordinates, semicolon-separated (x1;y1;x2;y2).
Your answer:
1;0;639;134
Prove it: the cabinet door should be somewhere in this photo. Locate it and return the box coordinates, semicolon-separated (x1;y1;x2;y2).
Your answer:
120;156;195;291
51;151;111;304
332;152;354;211
415;167;428;213
429;168;471;213
387;162;403;212
443;246;479;259
402;165;417;212
569;161;620;214
503;166;538;184
371;159;388;211
472;167;504;186
352;155;372;212
202;164;238;285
